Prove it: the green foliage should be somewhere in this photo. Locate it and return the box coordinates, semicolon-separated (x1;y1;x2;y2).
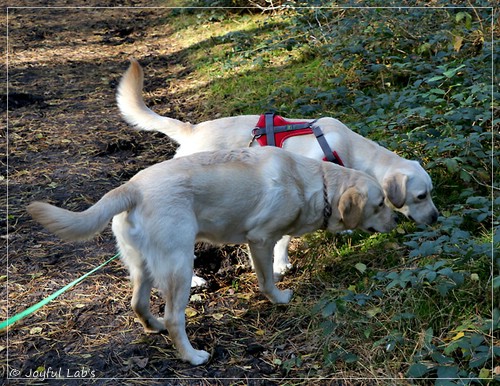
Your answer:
406;309;500;383
312;270;499;383
404;211;492;262
374;261;467;296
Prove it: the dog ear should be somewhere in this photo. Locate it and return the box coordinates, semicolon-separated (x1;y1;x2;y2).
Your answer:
383;173;408;209
338;187;366;229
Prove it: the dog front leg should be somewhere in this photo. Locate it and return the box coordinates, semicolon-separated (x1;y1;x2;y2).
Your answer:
249;236;292;282
272;235;293;282
248;241;293;304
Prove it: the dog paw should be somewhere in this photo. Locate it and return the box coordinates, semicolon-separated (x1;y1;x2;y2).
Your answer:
273;272;284;283
281;289;293;304
142;317;166;334
273;263;293;282
191;274;207;288
184;349;210;366
269;288;293;304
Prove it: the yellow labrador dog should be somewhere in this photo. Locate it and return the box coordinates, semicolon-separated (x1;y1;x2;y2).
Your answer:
28;147;396;365
117;59;439;280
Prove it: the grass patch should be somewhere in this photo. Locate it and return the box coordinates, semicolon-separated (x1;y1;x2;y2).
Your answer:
198;56;344;116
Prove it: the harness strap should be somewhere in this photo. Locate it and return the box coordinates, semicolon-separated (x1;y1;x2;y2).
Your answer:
253;113;344;166
265;112;276;147
253;122;312;136
310;124;336;163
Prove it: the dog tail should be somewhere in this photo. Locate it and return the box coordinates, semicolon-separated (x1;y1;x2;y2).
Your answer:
116;58;193;143
28;184;138;241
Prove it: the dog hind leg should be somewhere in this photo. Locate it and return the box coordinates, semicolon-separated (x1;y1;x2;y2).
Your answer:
191;254;207;287
113;216;166;333
118;243;166;333
272;235;293;282
131;270;166;333
158;251;210;365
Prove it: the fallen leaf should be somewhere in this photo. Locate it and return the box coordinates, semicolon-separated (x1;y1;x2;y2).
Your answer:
355;262;367;274
30;327;42;334
190;294;203;302
366;307;381;318
451;331;465;341
133;357;148;368
212;313;224;321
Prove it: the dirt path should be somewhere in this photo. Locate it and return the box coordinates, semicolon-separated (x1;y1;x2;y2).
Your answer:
2;3;301;384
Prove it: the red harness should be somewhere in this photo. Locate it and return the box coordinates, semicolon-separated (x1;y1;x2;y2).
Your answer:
254;115;312;147
252;113;344;166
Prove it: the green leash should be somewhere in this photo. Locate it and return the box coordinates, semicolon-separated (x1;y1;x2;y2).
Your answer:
0;253;119;331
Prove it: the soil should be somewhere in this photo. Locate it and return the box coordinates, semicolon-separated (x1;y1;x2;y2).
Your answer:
1;2;336;385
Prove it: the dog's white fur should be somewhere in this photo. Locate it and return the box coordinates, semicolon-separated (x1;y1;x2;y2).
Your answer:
28;147;396;365
116;59;438;279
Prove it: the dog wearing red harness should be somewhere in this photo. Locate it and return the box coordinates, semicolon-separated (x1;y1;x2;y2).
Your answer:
116;59;439;282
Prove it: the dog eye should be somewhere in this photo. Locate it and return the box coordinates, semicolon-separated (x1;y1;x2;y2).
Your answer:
378;200;385;207
417;193;427;200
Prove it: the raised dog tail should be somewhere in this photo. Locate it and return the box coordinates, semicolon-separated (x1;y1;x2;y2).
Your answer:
28;184;138;241
116;58;193;143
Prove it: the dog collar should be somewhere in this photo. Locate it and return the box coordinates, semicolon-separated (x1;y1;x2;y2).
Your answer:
322;174;332;230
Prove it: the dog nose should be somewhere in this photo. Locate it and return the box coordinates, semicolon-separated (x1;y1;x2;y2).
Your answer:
431;211;439;224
